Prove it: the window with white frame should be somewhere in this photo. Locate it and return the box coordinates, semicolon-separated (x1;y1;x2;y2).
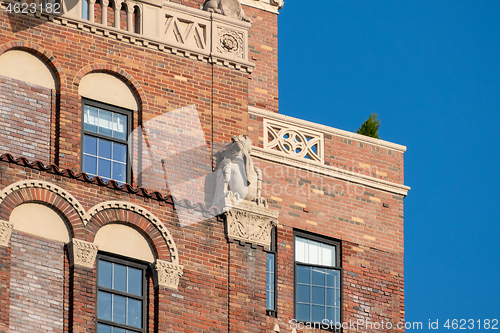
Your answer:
294;231;341;325
82;99;130;185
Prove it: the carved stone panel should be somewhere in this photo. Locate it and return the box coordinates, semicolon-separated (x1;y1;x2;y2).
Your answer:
0;220;13;247
69;239;99;269
223;197;278;248
216;27;244;59
154;259;184;290
264;118;324;164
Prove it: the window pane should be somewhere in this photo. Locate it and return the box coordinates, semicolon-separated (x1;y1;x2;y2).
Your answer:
266;291;274;310
296;284;310;303
296;265;310;284
266;253;274;273
81;0;89;19
296;303;310;322
295;237;307;263
99;139;112;159
83;155;97;176
98;158;112;179
311;305;325;323
112;294;126;325
326;269;340;289
98;110;113;137
84;135;98;156
312;286;325;305
112;327;126;333
321;243;335;267
97;291;112;321
127;298;142;328
308;239;321;265
112;113;127;140
326;306;338;323
84;106;98;133
127;267;142;296
312;267;325;286
112;162;126;184
98;260;112;289
113;142;127;163
326;288;339;307
97;323;111;333
113;263;127;292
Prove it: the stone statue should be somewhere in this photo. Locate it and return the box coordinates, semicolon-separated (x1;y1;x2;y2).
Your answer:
202;0;251;22
212;135;262;208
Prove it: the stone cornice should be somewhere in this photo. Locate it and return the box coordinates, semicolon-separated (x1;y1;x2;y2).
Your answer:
0;0;255;73
240;0;283;14
252;148;410;196
249;106;407;153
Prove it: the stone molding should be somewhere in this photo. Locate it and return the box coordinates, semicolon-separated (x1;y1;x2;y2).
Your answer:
85;201;180;265
0;220;13;247
0;179;87;221
223;196;278;248
240;0;283;14
69;239;99;269
264;118;324;163
252;148;410;196
249;106;407;152
0;0;254;73
154;259;184;290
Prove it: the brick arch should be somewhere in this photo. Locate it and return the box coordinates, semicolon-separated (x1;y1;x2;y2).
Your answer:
73;64;147;108
0;179;86;238
0;41;65;90
84;201;179;264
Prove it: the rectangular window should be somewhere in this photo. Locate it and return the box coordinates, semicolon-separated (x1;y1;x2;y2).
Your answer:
266;227;277;316
96;254;147;333
294;231;341;326
82;99;130;185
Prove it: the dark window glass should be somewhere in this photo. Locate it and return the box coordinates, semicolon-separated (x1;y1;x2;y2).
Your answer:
266;228;277;315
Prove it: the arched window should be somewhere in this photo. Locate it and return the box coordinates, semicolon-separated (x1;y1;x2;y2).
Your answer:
94;224;154;333
78;73;138;185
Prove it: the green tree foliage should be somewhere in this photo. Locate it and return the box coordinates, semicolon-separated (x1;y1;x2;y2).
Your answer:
356;113;380;139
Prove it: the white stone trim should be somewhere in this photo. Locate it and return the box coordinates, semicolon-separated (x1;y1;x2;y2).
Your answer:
69;239;99;269
249;106;407;152
264;118;324;163
0;179;87;221
252;148;410;196
0;220;13;247
0;0;255;73
154;259;184;290
85;201;181;265
240;0;283;14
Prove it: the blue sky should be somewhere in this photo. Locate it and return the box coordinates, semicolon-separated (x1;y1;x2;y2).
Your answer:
279;1;500;330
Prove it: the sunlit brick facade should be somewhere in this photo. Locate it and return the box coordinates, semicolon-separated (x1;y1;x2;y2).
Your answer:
0;0;409;331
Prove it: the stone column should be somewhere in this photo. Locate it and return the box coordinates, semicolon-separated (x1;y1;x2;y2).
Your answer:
88;0;95;22
126;3;134;33
101;0;109;25
114;0;121;29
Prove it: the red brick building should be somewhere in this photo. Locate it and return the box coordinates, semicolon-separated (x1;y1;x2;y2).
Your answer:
0;0;409;331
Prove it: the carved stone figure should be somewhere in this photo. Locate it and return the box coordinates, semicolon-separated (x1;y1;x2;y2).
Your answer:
203;0;251;22
212;135;262;208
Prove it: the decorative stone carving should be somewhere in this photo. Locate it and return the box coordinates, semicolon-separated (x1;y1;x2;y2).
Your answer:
264;118;324;163
202;0;250;22
0;220;13;247
212;135;262;208
224;195;278;248
216;27;244;59
0;179;87;223
85;201;180;265
154;259;184;290
69;239;99;269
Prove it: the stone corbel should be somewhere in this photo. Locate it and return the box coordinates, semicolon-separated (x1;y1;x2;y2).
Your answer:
69;239;99;269
0;220;13;247
223;196;278;248
154;259;184;290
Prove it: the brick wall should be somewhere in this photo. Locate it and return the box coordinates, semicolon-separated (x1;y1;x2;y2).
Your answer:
0;76;53;164
9;231;64;333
